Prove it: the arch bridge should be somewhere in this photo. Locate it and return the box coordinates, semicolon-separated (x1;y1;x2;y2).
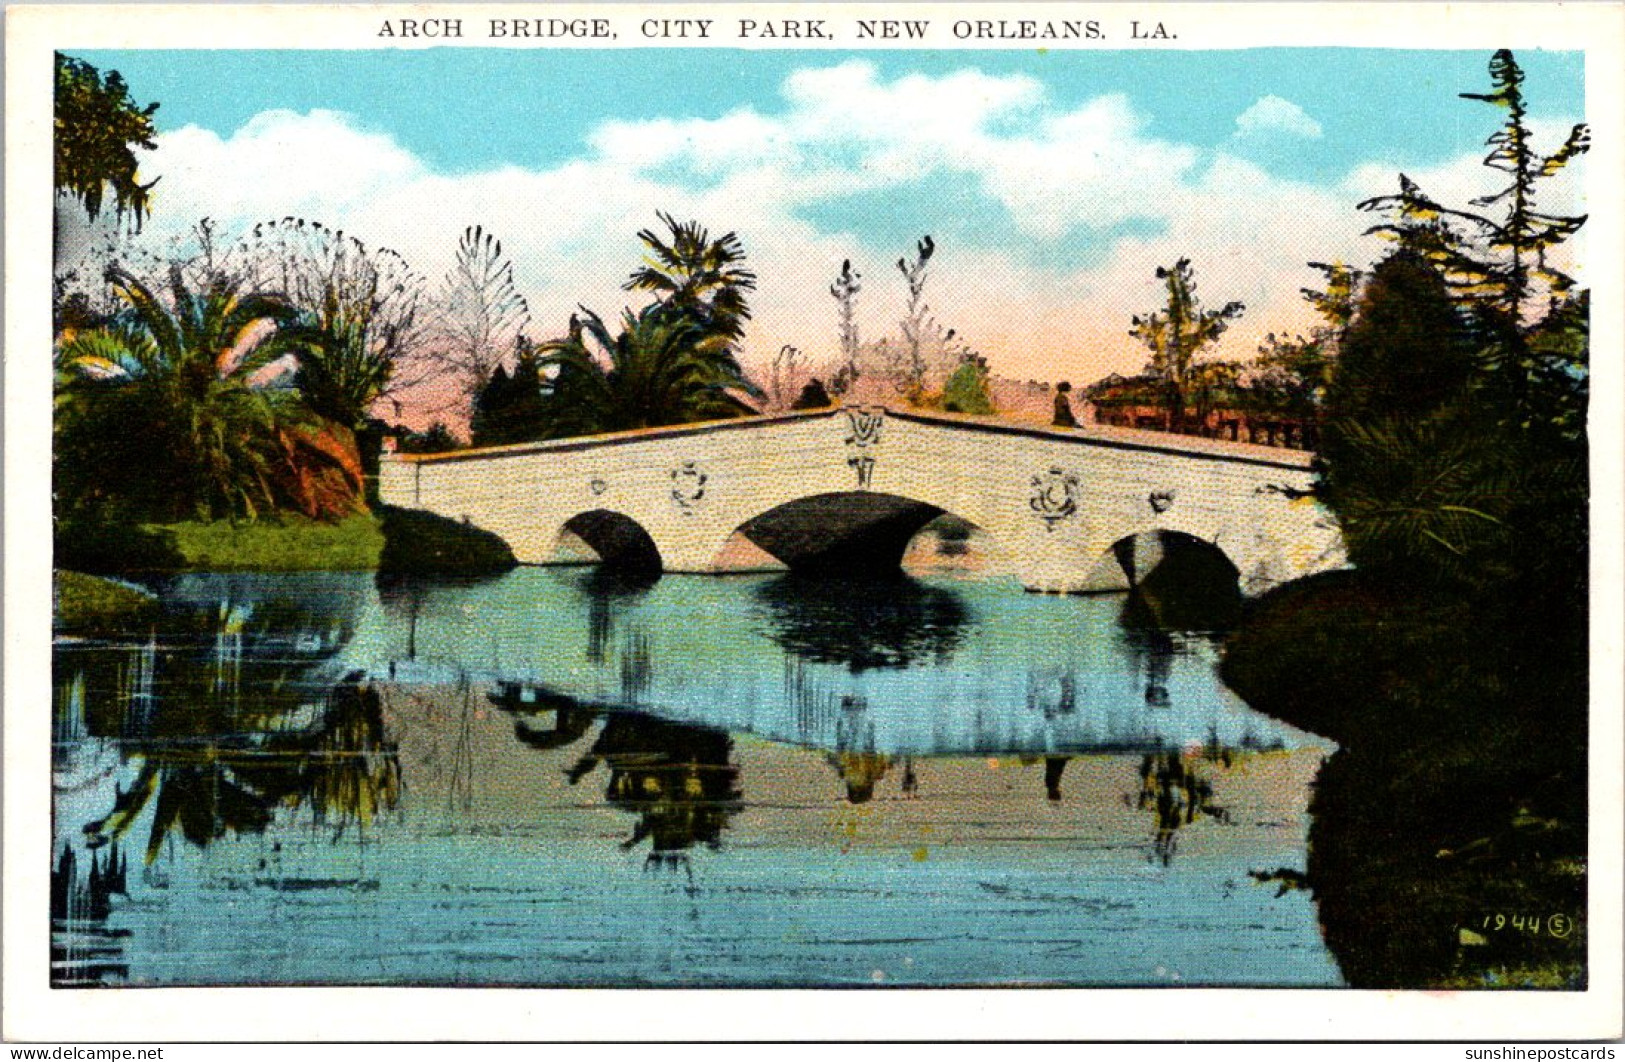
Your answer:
377;406;1344;595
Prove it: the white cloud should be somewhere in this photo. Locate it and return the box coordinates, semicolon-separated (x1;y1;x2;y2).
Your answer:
1234;96;1323;141
72;64;1585;414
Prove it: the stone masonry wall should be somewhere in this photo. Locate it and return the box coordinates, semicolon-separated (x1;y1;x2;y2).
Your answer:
378;406;1344;595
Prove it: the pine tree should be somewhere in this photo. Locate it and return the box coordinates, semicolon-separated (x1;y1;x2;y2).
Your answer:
1359;50;1588;329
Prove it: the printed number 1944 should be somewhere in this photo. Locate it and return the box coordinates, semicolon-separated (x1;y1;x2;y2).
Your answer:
1482;913;1574;938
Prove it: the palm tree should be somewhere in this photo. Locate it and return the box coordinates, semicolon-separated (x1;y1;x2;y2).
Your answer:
82;680;400;863
533;302;760;438
623;212;758;344
55;264;362;521
287;297;392;433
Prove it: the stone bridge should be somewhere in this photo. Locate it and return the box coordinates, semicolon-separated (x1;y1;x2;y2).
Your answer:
377;406;1344;595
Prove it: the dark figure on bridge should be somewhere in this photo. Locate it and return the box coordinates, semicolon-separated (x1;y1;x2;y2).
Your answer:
1052;382;1079;428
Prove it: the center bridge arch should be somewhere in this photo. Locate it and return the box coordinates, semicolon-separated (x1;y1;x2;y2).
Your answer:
700;489;1014;578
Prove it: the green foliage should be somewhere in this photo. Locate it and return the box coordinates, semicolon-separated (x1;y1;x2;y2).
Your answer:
1331;53;1590;613
82;678;401;863
1359;50;1589;326
623;212;757;344
55;511;183;574
240;217;428;432
289;306;394;430
470;338;546;446
1517;291;1588;441
942;357;994;415
502;212;763;440
1222;571;1586;989
1252;262;1362;421
1321;411;1517;592
534;302;760;439
1322;256;1585;609
54;570;159;633
154;513;385;571
54;53;159;227
376;505;517;575
1326;252;1474;423
1225;51;1592;990
1129;258;1245;431
54;264;363;526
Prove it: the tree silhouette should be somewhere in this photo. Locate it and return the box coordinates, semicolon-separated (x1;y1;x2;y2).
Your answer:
1253;262;1362;429
435;225;531;401
829;258;862;395
237;217;429;433
624;212;757;345
533;302;759;438
54;54;159;229
470;337;547;446
1359;50;1588;329
1128;259;1245;433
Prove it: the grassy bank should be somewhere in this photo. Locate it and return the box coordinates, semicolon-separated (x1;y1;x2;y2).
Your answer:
376;505;517;576
58;506;522;577
54;570;160;634
150;512;387;571
1222;572;1587;989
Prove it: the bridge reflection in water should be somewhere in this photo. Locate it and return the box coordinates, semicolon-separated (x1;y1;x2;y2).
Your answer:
50;568;1340;988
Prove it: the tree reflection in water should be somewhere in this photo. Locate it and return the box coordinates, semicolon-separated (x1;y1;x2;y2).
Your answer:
50;840;133;986
565;712;742;868
1133;748;1234;866
1118;601;1180;711
487;683;596;752
826;694;891;803
81;674;402;862
1044;756;1070;802
751;573;968;671
576;566;659;665
829;752;892;804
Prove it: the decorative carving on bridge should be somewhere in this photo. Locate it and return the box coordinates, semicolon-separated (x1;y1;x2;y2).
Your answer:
1148;489;1176;515
1029;467;1080;531
842;406;885;489
1254;482;1315;501
588;476;608;496
669;462;708;513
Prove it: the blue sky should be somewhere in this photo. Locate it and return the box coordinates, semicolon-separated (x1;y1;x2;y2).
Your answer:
66;47;1589;386
80;48;1584;178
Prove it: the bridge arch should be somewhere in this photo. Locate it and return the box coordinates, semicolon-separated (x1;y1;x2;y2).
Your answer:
553;509;663;575
1093;528;1244;628
707;490;1012;578
1091;520;1244;589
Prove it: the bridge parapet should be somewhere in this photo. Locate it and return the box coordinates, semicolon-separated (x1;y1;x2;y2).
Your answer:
378;405;1344;595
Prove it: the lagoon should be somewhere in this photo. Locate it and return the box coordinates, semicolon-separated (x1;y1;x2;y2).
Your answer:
51;568;1341;987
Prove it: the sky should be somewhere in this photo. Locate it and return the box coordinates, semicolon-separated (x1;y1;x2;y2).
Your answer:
64;47;1589;397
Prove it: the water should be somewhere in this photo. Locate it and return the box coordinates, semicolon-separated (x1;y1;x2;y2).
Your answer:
51;567;1342;987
